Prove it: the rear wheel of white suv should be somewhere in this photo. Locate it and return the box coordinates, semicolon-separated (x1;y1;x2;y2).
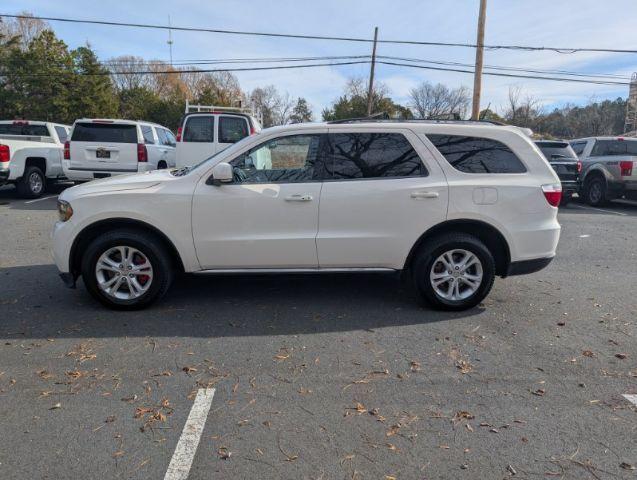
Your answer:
81;229;173;310
411;234;495;311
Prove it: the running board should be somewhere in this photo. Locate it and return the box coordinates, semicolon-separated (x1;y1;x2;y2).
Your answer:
193;267;397;275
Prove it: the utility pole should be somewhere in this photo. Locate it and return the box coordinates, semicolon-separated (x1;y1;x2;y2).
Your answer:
471;0;487;120
167;15;174;67
366;26;379;116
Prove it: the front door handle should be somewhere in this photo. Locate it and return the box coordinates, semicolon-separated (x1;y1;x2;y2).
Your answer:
285;194;313;202
411;191;439;199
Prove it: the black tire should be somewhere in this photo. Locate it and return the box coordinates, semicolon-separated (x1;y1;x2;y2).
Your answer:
16;166;46;199
158;161;167;169
584;176;606;206
81;229;173;310
411;233;495;311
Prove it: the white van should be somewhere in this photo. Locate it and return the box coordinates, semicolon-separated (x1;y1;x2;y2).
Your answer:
175;104;261;168
64;119;176;181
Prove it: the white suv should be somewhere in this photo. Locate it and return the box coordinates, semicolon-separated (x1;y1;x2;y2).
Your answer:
64;119;176;181
52;120;561;310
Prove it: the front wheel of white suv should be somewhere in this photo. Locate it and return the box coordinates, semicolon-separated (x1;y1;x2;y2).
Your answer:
81;229;174;310
411;234;495;311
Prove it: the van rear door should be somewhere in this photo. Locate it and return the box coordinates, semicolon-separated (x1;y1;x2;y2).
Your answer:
218;114;250;152
69;122;139;173
175;114;216;168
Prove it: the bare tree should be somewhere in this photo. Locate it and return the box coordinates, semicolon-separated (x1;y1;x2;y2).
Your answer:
0;12;48;49
408;82;470;119
503;86;542;127
108;56;153;91
249;85;294;127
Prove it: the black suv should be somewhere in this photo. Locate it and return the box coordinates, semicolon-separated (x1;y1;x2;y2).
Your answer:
535;140;581;206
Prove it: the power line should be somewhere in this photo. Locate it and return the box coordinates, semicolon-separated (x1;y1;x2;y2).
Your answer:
4;60;372;77
2;13;637;55
378;61;631;86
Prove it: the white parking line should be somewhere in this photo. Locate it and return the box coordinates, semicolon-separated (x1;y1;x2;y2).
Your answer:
623;394;637;406
570;204;627;216
24;195;57;204
164;388;216;480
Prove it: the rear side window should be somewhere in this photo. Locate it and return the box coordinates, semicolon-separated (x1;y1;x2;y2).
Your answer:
427;134;526;174
219;116;249;144
0;124;49;136
326;132;427;180
163;129;176;146
71;123;138;143
570;141;587;156
183;116;214;142
54;126;68;143
141;125;155;144
155;127;168;145
590;139;637;156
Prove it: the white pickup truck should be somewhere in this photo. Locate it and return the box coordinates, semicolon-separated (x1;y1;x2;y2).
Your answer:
0;120;71;198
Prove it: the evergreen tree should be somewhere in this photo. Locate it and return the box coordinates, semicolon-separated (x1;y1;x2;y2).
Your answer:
289;97;313;123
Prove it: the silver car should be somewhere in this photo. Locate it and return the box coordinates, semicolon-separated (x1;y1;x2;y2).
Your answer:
570;137;637;206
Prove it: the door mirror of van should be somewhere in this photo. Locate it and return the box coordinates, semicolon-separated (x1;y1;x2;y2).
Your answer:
206;162;233;186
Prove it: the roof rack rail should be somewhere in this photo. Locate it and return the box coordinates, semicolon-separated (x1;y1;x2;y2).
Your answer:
184;100;263;125
327;113;506;126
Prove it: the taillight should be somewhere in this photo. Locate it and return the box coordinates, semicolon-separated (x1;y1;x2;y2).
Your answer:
63;141;70;160
0;144;10;163
137;143;148;162
542;183;562;207
249;126;256;135
576;160;582;173
620;160;633;176
176;127;182;142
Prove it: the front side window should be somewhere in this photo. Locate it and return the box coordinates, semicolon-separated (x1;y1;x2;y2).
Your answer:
229;134;323;184
183;116;214;143
427;134;526;174
325;132;427;180
219;116;249;144
141;125;155;144
590;139;637;157
55;126;68;143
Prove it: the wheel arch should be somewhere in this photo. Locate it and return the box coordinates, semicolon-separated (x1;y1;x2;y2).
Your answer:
404;219;511;277
582;165;611;185
24;157;47;175
69;218;185;278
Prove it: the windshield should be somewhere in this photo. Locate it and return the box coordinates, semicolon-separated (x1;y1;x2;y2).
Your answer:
536;142;578;160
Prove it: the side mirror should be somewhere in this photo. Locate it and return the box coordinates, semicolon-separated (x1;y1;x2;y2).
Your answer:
206;162;233;186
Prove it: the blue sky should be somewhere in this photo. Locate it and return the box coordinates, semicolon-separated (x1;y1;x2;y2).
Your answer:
3;0;637;117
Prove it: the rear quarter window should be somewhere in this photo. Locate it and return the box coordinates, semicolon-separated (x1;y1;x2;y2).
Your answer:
427;134;527;174
71;123;138;143
141;125;155;144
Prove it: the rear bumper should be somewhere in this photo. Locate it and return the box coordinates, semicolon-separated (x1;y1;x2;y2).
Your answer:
64;168;139;181
506;256;554;276
0;168;9;185
559;180;580;195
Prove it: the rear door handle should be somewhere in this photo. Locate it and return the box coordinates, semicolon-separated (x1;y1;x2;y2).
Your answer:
411;191;439;199
285;194;313;202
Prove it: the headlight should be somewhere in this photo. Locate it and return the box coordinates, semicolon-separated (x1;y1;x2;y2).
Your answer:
57;200;73;222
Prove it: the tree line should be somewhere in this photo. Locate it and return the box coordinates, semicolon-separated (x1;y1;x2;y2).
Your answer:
0;14;629;139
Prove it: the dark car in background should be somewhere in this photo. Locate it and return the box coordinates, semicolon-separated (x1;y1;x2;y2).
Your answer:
535;140;581;206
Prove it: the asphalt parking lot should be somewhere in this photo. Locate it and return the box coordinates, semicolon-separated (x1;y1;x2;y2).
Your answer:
0;184;636;480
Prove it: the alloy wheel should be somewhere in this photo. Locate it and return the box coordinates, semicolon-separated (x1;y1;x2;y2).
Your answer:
429;249;483;301
95;246;154;300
